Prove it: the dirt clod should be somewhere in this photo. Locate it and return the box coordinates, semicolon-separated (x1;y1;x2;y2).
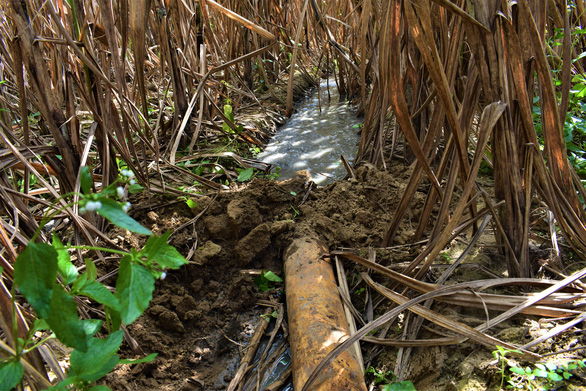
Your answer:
193;240;223;265
157;308;185;333
227;198;263;237
234;223;271;266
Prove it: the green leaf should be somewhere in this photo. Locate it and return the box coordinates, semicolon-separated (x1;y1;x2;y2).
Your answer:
548;372;563;382
87;386;111;391
71;272;88;293
80;281;120;311
116;258;155;324
381;381;417;391
46;377;77;391
0;360;24;391
46;286;88;351
185;199;197;209
33;318;51;331
14;243;58;318
128;183;143;194
263;271;283;283
253;276;270;291
80;166;93;195
81;319;103;338
119;353;158;364
510;367;526;375
85;258;97;282
224;103;234;122
97;198;151;235
533;368;548;377
142;232;187;270
53;234;78;284
563;371;572;380
69;330;123;382
106;305;122;332
545;362;557;371
237;167;254;182
223;121;232;133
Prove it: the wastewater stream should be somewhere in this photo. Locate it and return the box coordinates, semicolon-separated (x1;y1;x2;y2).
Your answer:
258;79;362;184
236;80;362;390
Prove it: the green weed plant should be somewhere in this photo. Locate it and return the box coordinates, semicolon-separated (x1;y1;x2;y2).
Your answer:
365;366;417;391
493;345;586;390
254;270;283;292
0;167;188;391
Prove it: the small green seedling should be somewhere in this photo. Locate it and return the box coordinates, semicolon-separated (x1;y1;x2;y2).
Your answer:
289;204;300;219
493;345;523;389
254;270;283;292
365;366;394;385
493;345;586;390
507;359;586;390
237;167;255;182
263;166;281;180
222;99;244;134
260;310;279;322
365;366;416;390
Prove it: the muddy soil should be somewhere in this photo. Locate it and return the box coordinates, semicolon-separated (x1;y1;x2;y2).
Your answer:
102;162;585;390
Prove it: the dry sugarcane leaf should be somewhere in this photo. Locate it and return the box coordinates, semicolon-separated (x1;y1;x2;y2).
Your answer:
129;0;152;121
332;251;584;317
404;0;471;183
430;0;491;31
170;41;278;164
8;0;79;192
522;312;586;350
382;0;444;198
0;131;109;255
301;278;546;391
286;0;310;117
362;273;539;356
518;0;580;214
206;0;276;41
362;335;461;347
478;266;586;330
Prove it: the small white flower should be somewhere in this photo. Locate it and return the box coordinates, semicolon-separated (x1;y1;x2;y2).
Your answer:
123;202;131;212
129;179;135;185
160;272;167;280
121;169;129;177
84;201;102;212
116;186;125;199
79;207;87;214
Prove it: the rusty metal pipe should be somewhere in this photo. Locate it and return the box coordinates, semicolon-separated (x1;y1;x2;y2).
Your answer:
284;237;367;390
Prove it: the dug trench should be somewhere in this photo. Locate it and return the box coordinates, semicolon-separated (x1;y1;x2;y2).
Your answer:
101;162;584;390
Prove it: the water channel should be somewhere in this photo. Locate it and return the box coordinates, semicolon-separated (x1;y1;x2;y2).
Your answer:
258;79;362;185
